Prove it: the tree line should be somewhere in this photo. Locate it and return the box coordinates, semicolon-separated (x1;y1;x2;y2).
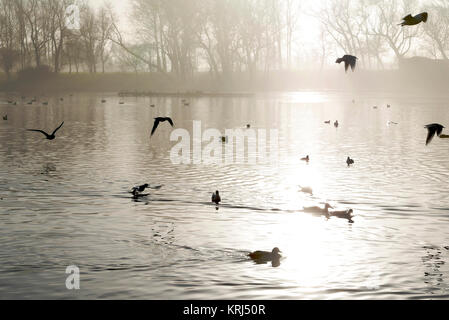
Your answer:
0;0;448;79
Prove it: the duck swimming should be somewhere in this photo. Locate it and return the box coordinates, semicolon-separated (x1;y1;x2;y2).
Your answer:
324;120;331;124
248;247;282;262
131;183;149;196
347;157;354;166
330;209;354;222
212;191;221;205
301;155;310;162
304;203;333;216
299;186;313;195
334;120;339;127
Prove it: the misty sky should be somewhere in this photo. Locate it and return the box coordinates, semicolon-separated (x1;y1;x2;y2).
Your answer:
84;0;436;68
87;0;322;45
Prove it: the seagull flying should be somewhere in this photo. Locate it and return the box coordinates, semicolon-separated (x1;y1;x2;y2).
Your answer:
399;12;428;26
151;117;174;136
336;55;358;72
26;121;64;140
425;123;445;145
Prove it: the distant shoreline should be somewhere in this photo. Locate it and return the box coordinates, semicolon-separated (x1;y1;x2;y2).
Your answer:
0;69;448;95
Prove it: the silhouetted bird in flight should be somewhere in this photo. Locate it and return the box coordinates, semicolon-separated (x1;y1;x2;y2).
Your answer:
26;121;64;140
131;184;149;196
212;190;221;205
336;55;357;72
399;12;428;26
425;123;445;145
151;117;174;136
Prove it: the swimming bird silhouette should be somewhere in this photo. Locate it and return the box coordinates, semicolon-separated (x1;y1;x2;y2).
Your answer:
399;12;428;26
26;121;64;140
425;123;445;145
248;247;281;261
151;117;174;136
301;155;310;162
336;55;357;72
212;191;221;204
131;183;149;196
299;186;313;195
2;115;7;120
330;209;354;222
304;203;334;216
246;124;251;129
334;120;339;127
347;157;355;166
324;120;331;124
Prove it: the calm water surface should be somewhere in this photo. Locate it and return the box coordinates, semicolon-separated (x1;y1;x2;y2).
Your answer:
1;92;449;299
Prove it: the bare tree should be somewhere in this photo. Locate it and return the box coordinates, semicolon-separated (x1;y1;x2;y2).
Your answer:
423;0;449;60
370;0;421;62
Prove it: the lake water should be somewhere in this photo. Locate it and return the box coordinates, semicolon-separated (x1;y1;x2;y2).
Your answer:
1;91;449;299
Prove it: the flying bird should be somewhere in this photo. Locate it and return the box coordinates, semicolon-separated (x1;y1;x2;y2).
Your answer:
399;12;428;26
336;55;357;72
425;123;445;145
26;121;64;140
151;117;174;136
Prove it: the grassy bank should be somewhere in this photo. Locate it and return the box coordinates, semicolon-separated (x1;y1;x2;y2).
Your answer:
0;69;448;95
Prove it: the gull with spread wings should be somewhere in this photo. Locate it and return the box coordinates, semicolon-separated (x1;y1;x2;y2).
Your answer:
26;121;64;140
151;117;174;137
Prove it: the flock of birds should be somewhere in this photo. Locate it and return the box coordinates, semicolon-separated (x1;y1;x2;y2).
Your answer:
1;11;447;266
246;11;445;264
